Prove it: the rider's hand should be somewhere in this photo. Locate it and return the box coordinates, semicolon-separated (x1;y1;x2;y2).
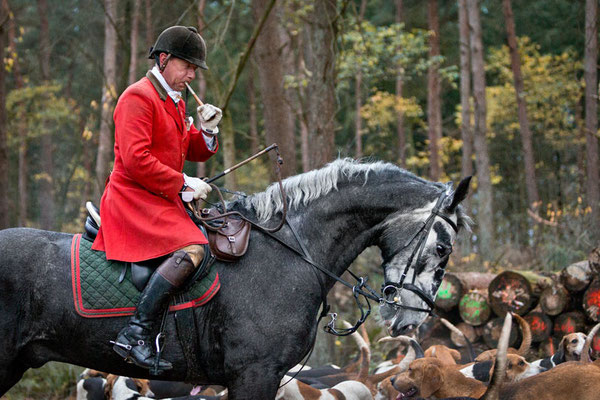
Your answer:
197;104;222;133
182;174;212;201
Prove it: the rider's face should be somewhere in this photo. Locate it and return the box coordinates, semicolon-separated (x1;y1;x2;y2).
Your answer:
160;54;197;92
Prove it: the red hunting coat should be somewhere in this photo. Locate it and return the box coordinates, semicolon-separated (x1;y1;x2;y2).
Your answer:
92;71;218;262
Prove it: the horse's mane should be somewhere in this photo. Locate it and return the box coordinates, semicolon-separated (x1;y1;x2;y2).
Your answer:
236;158;409;222
233;158;471;231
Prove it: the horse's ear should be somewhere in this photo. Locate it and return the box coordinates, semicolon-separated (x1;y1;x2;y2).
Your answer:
446;176;471;213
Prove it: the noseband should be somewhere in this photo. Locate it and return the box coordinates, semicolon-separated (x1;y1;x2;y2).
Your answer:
380;189;458;315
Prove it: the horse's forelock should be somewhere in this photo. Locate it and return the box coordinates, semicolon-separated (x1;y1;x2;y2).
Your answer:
239;158;399;222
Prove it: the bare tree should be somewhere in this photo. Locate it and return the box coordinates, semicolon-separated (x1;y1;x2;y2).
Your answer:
467;0;494;257
128;0;141;85
303;0;338;169
396;0;406;167
37;0;56;230
252;0;297;177
247;66;260;155
8;6;27;225
354;0;367;159
427;0;441;180
196;0;207;178
458;0;472;182
585;0;600;236
145;0;153;68
502;0;539;210
94;0;118;200
0;0;8;228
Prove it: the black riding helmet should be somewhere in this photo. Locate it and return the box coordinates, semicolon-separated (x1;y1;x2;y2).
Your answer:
148;26;208;70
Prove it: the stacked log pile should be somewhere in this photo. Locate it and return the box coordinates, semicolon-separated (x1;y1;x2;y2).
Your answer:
432;248;600;358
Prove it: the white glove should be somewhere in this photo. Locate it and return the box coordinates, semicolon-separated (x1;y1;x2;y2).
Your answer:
197;104;222;132
182;173;212;201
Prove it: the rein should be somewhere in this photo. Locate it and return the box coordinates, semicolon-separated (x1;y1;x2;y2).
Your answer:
193;150;457;336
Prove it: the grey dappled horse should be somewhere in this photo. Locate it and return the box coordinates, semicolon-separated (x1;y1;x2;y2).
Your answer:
0;159;470;399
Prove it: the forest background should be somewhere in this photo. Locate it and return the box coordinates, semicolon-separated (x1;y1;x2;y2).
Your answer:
0;0;599;396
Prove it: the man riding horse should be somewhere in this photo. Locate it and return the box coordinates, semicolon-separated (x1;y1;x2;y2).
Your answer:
92;26;220;372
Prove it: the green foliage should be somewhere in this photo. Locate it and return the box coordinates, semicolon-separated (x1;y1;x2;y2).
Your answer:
5;83;79;144
337;21;432;87
3;362;83;400
480;37;590;267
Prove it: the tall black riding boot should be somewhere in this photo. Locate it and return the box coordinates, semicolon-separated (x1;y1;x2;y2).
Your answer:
112;250;197;371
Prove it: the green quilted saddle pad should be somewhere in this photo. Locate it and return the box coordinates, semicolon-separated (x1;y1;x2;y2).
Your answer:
70;234;220;318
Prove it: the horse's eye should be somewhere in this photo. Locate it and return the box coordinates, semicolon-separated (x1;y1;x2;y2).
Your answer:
436;244;450;258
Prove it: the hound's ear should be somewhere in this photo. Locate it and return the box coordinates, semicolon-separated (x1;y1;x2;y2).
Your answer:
450;348;462;362
420;364;443;398
446;176;472;213
557;336;567;356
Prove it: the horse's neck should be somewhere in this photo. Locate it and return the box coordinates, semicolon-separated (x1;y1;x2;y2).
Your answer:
290;189;384;279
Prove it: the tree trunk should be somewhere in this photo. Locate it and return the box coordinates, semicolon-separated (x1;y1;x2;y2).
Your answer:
247;68;260;155
0;0;8;228
435;273;465;311
540;283;570;316
467;0;494;258
355;70;363;158
8;8;27;226
303;0;337;169
502;0;539;210
583;278;600;322
196;0;207;178
300;113;310;172
523;311;552;342
354;0;367;159
221;114;237;189
128;0;141;85
488;270;540;317
37;0;56;230
252;0;296;178
560;260;593;293
145;0;153;68
483;316;518;348
427;0;441;181
94;0;118;200
450;322;479;348
396;0;406;167
553;311;586;338
459;290;492;326
458;0;472;182
585;0;600;238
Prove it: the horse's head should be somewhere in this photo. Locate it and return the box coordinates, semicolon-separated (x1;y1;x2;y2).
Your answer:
378;177;471;336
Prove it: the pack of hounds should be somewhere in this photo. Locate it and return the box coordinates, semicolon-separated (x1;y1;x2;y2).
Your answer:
75;318;600;400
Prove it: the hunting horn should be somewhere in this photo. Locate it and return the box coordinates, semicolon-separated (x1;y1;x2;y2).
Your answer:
185;82;204;107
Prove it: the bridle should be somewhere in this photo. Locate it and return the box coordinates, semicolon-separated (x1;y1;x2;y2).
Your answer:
379;186;458;316
280;185;459;336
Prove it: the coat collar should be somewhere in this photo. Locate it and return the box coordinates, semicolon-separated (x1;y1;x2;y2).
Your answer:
146;70;168;101
146;70;185;133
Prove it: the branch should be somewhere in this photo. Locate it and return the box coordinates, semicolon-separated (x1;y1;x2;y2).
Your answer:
220;0;277;114
527;208;560;227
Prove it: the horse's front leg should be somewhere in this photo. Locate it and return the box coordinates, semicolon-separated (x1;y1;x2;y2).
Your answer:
227;366;282;400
